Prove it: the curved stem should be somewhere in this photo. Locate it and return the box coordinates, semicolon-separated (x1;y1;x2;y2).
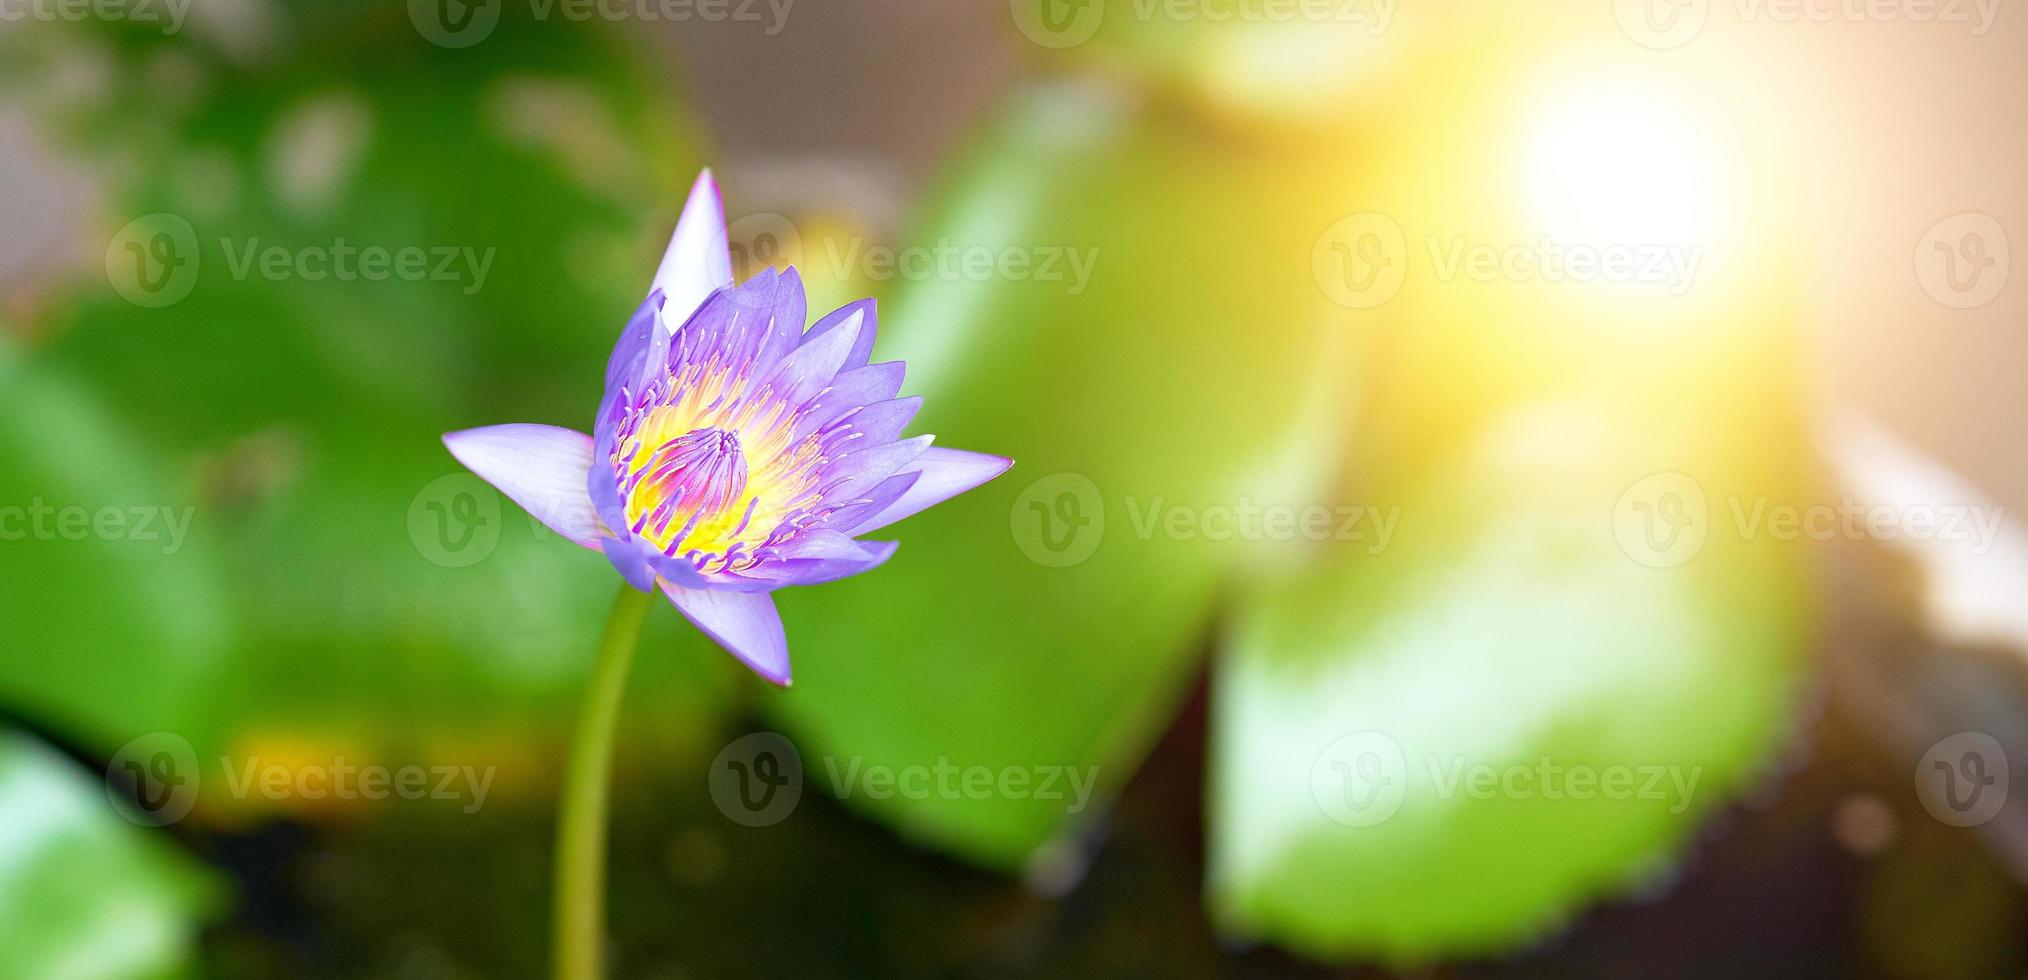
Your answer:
554;583;652;980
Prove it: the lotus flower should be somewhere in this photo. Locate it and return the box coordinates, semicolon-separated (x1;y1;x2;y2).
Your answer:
444;171;1011;686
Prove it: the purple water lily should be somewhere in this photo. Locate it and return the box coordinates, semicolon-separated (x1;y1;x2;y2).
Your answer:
444;171;1011;686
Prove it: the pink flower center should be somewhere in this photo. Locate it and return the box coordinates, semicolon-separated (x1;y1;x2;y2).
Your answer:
623;425;754;549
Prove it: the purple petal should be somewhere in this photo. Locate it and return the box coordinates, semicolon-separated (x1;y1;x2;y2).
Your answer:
751;267;807;371
658;270;802;386
819;434;935;502
442;425;603;549
649;170;734;328
601;537;657;592
713;267;805;378
777;528;885;562
800;299;877;370
790;361;906;443
589;388;635;553
663;584;792;686
762;303;865;408
822;396;922;450
819;470;921;533
645;550;711;590
604;290;664;392
733;538;899;588
847;447;1014;535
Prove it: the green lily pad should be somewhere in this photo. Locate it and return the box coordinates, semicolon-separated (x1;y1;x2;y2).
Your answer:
0;346;236;754
1208;399;1813;961
0;732;220;978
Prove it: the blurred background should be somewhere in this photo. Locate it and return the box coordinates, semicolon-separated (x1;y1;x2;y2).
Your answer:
3;1;2027;976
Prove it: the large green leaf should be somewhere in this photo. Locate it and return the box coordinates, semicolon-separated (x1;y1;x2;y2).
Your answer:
1208;397;1814;960
766;80;1354;872
0;346;236;753
0;733;219;978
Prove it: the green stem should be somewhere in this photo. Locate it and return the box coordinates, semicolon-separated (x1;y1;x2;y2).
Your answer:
553;584;652;980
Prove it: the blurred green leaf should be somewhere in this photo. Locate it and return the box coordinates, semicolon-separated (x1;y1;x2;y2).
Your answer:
0;733;219;978
0;347;236;752
768;80;1355;872
1208;399;1813;961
